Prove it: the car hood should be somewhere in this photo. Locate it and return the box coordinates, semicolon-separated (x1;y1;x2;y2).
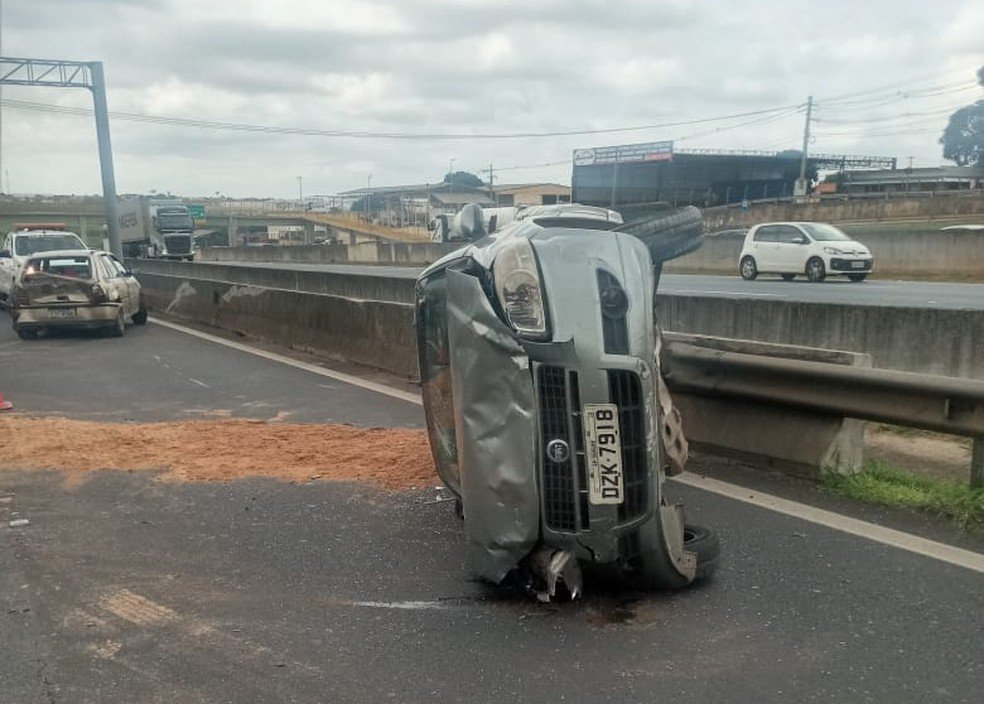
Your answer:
824;240;869;254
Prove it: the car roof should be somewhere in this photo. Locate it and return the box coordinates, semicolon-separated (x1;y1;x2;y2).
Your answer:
25;249;94;260
12;229;84;237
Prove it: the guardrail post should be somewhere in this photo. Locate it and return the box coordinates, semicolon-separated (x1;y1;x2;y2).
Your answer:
972;437;984;489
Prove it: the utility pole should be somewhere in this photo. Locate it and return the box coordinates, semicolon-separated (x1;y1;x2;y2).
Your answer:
1;0;5;194
795;95;813;199
366;174;372;220
296;176;302;203
448;157;456;197
482;161;495;202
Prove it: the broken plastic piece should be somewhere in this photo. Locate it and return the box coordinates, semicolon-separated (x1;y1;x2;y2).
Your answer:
527;548;583;602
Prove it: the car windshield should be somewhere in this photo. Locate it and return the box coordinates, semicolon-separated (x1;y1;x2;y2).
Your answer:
157;212;193;230
25;256;92;279
800;223;851;241
14;233;86;256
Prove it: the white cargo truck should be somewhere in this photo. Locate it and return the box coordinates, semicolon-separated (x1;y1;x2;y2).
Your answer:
117;196;195;260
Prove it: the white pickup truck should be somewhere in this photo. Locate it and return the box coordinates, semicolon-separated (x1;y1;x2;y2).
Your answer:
0;229;89;305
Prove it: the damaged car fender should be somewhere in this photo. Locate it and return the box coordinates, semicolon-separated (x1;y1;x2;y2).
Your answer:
445;268;540;584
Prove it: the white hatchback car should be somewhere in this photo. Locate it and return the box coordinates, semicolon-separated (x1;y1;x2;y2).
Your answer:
738;222;873;282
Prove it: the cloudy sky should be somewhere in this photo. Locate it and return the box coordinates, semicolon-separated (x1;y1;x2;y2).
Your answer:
1;0;981;198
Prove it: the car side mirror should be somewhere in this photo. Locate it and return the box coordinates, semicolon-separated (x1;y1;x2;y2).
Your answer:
0;250;10;259
796;237;809;245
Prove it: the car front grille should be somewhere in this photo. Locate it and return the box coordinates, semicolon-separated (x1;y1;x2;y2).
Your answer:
164;235;192;255
538;365;577;532
608;370;648;522
830;257;873;271
537;365;650;532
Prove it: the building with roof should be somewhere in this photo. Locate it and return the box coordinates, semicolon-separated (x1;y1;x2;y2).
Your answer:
835;165;984;194
571;141;898;207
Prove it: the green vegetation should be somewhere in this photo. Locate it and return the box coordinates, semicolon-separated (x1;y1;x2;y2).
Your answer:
823;462;984;531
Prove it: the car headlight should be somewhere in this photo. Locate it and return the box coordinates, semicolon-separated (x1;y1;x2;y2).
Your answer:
823;246;843;255
493;237;547;337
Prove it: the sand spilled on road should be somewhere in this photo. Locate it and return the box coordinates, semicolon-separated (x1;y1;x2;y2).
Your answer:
0;416;438;489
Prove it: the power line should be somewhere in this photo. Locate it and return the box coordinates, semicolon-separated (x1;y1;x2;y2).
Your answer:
0;97;804;141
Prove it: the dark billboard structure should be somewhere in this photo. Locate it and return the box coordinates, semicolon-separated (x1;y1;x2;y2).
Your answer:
571;143;897;208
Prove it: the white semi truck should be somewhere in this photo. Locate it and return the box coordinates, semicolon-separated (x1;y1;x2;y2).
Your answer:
117;196;195;260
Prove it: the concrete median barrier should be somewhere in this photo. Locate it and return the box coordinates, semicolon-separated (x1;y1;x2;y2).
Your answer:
657;294;984;379
198;241;459;266
131;259;417;303
130;260;982;379
135;270;418;378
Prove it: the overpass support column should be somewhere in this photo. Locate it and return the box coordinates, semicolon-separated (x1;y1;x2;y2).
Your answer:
972;437;984;489
304;222;315;244
228;216;239;246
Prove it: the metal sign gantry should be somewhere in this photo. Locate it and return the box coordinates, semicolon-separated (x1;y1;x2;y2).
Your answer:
0;57;121;256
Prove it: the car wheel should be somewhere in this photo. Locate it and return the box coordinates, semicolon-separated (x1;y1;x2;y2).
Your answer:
614;206;704;263
683;524;720;581
780;273;796;281
740;256;758;280
15;327;36;340
620;521;720;589
847;273;868;282
109;307;126;337
132;299;148;325
806;257;826;283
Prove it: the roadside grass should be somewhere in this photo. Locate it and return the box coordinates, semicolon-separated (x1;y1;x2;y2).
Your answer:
823;462;984;531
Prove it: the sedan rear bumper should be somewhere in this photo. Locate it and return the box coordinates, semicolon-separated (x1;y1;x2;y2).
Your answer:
13;303;121;329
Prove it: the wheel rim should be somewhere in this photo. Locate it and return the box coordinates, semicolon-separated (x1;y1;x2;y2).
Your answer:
742;259;754;277
808;261;823;278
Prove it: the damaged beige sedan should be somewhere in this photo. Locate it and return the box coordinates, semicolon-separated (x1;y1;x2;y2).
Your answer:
10;250;147;340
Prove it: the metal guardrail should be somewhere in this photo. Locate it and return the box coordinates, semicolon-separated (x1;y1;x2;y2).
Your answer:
662;343;984;486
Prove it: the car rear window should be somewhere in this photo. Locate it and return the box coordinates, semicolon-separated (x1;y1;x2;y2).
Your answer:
25;256;92;279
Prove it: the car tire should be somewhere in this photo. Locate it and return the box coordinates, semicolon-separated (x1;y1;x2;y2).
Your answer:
109;307;126;337
132;299;148;326
684;524;720;581
740;256;758;280
847;273;868;282
620;522;720;589
614;206;704;263
806;257;826;283
780;273;796;281
15;327;36;340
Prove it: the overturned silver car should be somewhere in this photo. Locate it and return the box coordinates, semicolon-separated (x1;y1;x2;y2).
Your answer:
415;203;717;599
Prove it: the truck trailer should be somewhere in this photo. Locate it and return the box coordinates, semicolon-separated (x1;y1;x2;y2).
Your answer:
117;197;195;260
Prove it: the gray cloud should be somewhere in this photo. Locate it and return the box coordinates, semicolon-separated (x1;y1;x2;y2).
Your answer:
1;0;981;197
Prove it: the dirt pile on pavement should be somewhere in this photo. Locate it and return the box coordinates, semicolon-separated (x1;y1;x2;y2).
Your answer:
0;416;437;489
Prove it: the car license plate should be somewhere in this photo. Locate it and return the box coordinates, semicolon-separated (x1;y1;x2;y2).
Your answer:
49;308;77;319
851;260;865;269
583;403;624;505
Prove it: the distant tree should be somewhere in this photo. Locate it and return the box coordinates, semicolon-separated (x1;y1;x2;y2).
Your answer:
443;171;484;188
940;66;984;167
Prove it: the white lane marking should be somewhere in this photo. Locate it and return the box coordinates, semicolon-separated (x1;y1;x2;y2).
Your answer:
188;378;210;388
149;318;422;406
152;318;984;573
673;473;984;574
661;288;784;298
345;600;453;611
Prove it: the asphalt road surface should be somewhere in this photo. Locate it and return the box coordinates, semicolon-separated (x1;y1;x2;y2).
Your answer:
203;261;984;309
2;318;983;703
